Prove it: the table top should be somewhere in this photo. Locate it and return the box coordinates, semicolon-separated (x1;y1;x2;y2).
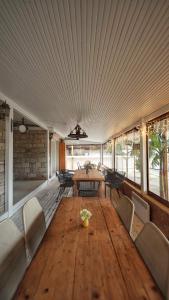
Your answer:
15;197;162;300
73;169;105;181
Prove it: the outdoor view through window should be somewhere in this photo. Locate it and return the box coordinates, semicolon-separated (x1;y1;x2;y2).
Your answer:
148;117;169;201
66;144;101;170
103;140;113;168
115;130;141;185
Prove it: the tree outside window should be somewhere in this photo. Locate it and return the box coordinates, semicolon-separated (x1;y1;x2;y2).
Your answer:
148;118;169;201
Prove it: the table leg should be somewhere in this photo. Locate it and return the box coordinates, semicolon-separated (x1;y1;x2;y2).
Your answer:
98;181;102;198
73;181;78;197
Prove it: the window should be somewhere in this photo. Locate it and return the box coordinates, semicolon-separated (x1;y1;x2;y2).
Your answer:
13;110;47;204
66;144;101;170
0;116;7;215
115;136;127;174
148;116;169;201
115;130;141;184
103;140;113;168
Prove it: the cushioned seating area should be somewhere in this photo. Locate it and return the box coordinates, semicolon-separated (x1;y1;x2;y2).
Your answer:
0;219;27;300
135;222;169;299
116;195;134;236
23;197;46;258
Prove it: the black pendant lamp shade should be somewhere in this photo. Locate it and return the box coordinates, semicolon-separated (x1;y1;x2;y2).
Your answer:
68;124;88;140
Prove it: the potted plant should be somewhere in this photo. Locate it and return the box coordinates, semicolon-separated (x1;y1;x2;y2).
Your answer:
84;160;93;174
80;209;92;227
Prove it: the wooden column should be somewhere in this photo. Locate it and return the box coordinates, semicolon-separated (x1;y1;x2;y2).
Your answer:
140;120;147;193
59;140;66;170
112;139;115;169
7;107;13;217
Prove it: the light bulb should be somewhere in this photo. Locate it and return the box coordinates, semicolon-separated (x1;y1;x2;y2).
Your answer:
19;124;27;133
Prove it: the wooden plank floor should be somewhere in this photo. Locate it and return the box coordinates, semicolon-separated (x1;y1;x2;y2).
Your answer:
14;197;163;300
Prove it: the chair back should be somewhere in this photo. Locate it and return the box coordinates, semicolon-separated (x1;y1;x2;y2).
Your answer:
105;170;116;183
116;195;134;235
57;173;65;184
135;222;169;299
23;197;46;258
77;161;81;169
113;171;125;187
105;170;125;188
132;192;150;223
0;219;27;300
97;162;101;170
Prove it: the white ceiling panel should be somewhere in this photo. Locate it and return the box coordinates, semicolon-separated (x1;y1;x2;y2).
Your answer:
0;0;169;142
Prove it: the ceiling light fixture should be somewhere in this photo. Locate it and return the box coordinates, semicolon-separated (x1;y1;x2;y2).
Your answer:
68;124;88;140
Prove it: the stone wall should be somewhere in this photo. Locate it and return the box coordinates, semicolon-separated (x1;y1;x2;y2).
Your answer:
13;130;47;180
0;118;6;214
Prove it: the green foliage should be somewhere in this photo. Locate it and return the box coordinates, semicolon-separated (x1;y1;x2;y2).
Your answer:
149;132;168;168
105;142;112;153
129;143;141;172
80;209;92;221
115;143;124;155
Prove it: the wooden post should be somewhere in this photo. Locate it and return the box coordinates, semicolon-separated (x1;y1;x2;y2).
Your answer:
59;140;66;170
140;120;147;193
111;139;115;170
7;107;13;217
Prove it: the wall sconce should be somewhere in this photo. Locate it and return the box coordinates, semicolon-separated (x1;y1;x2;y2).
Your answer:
18;118;28;133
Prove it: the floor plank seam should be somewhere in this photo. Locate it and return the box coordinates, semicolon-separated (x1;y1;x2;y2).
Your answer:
98;199;131;300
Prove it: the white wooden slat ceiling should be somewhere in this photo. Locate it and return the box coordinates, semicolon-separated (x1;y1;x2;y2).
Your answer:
0;0;169;142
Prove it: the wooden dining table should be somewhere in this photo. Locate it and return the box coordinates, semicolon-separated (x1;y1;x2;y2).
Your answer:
72;169;105;196
14;197;163;300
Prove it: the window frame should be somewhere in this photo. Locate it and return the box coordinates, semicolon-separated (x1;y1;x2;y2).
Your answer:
102;140;113;168
114;128;141;187
65;144;102;170
146;112;169;208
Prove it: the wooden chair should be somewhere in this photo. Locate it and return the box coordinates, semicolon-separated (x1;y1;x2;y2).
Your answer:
135;222;169;299
23;197;46;258
116;195;134;236
0;219;27;300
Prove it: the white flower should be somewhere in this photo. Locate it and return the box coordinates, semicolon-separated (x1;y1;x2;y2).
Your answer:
80;209;92;221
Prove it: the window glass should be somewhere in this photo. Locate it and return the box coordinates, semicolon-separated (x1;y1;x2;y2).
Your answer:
134;130;141;184
148;118;169;200
103;140;112;168
115;136;127;173
115;130;141;184
66;144;101;170
127;131;135;181
0;115;6;215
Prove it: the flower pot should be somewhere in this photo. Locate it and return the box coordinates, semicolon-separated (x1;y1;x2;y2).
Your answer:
83;219;89;227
